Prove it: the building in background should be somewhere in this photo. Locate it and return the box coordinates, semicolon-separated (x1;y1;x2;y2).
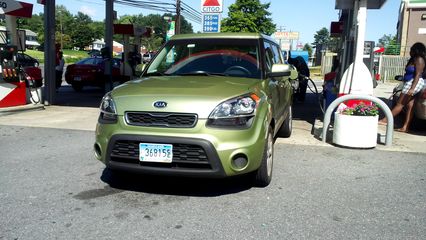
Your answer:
89;39;124;54
397;0;426;56
0;26;40;50
24;30;40;50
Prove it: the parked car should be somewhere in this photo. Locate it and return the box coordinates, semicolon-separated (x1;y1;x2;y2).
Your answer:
16;53;43;88
392;75;426;120
142;52;152;63
87;49;101;57
17;53;39;67
65;57;122;91
94;33;297;187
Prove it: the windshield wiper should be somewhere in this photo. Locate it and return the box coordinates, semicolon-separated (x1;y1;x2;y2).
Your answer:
177;71;225;76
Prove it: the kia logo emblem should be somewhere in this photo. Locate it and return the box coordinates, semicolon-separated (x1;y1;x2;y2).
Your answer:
153;101;167;108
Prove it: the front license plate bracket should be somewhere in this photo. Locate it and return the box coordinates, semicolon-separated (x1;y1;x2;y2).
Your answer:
139;143;173;163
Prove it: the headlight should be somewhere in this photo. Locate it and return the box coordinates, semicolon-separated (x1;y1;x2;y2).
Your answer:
207;94;260;128
99;92;117;123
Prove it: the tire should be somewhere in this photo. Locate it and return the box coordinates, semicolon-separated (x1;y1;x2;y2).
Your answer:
277;105;292;138
253;127;274;187
72;83;83;92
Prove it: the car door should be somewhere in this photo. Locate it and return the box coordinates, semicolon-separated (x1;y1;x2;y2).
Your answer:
270;42;292;116
263;41;288;128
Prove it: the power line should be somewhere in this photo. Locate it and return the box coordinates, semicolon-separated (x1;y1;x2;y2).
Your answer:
111;0;201;24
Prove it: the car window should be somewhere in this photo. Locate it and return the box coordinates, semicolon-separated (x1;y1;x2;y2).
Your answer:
23;54;30;61
147;39;261;79
263;42;274;72
77;58;97;65
94;58;104;65
270;43;282;64
17;54;23;62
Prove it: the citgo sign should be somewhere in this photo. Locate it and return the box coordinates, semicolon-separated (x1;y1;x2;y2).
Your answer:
201;0;223;13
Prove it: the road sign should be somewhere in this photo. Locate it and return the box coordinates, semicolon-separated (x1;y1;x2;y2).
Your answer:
202;14;220;33
274;31;299;40
201;0;223;13
0;0;22;14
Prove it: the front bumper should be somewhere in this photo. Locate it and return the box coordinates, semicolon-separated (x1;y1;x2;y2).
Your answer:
95;116;269;178
104;134;226;178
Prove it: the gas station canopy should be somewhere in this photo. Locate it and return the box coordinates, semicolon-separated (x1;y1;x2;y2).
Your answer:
335;0;386;9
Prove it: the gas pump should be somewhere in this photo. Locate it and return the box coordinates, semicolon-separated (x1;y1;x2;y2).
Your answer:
0;1;39;108
0;44;27;108
0;45;19;83
113;24;152;81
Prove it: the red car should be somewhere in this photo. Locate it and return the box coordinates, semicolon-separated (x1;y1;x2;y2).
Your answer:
65;57;122;91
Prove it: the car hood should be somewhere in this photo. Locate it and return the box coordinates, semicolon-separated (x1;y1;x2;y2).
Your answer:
111;75;262;118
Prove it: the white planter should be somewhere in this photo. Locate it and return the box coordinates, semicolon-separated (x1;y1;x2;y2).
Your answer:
332;112;379;148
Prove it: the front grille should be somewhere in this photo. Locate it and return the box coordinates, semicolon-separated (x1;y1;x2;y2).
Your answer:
126;112;197;128
110;140;211;169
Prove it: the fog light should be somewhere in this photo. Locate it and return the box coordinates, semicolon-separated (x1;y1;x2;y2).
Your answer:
94;143;102;159
232;155;248;170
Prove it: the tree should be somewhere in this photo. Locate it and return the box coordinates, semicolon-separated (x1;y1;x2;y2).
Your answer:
55;31;72;49
18;13;44;34
312;27;340;52
312;27;330;49
221;0;276;35
70;12;96;50
384;35;399;55
55;5;75;49
377;34;394;47
303;43;313;57
89;21;105;41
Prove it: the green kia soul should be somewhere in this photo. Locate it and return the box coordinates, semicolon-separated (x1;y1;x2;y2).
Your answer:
94;33;297;187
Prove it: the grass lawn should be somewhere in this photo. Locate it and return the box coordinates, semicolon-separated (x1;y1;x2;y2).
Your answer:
25;49;89;64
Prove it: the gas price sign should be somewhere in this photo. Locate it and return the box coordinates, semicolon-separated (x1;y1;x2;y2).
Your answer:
202;14;220;33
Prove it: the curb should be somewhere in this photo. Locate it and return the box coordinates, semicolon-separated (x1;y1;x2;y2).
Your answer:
0;104;45;116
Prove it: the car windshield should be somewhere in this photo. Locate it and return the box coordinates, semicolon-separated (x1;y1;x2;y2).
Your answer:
77;58;103;65
146;39;261;79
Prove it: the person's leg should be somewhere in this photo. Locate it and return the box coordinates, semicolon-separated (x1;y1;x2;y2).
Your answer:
396;98;415;132
297;76;308;102
55;70;62;89
378;93;410;124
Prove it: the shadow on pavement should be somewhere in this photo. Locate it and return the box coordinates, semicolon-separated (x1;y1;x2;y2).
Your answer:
100;168;253;197
292;91;323;125
377;96;426;134
55;84;105;108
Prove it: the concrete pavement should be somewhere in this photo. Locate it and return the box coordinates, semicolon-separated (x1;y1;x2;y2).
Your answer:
0;81;424;153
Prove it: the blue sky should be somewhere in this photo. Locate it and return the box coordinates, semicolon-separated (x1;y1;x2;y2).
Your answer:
30;0;400;45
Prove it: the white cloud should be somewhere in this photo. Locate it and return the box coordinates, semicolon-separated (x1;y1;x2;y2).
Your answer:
79;6;96;18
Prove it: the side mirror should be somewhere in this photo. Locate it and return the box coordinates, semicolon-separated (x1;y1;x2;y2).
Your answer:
135;63;146;76
269;64;295;78
394;75;403;81
289;65;298;80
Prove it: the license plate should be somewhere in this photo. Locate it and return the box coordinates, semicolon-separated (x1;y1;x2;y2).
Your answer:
74;76;81;81
139;143;173;163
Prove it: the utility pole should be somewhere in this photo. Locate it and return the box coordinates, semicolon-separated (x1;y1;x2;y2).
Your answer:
276;25;286;51
59;9;63;50
175;0;181;35
276;25;286;32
